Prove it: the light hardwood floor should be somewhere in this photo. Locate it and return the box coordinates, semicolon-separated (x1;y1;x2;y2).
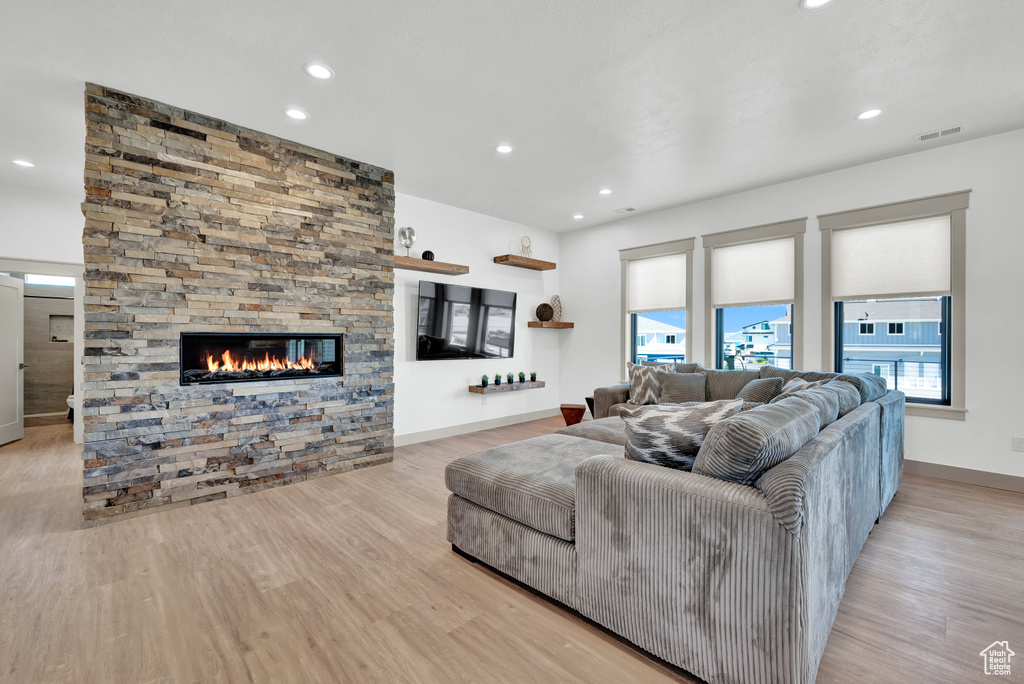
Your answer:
0;420;1021;683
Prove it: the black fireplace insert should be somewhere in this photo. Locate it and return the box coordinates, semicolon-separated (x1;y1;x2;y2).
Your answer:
179;332;343;386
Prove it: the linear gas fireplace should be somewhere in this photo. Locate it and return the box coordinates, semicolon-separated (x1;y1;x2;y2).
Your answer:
180;332;343;386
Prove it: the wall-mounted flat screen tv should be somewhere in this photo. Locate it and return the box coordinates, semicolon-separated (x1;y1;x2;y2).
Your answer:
416;280;516;360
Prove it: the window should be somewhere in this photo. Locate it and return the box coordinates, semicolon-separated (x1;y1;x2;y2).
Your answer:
859;322;874;335
621;239;693;369
820;190;968;417
704;218;805;369
836;297;949;404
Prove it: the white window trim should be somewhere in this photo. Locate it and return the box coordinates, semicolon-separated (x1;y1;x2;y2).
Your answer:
888;322;905;336
620;238;694;378
702;218;806;369
819;190;969;419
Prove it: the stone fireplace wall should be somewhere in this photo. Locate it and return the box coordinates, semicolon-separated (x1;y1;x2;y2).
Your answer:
80;84;395;526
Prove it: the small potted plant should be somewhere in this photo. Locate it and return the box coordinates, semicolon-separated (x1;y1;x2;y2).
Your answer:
494;373;502;386
506;372;514;385
481;374;489;388
530;371;537;382
518;371;526;383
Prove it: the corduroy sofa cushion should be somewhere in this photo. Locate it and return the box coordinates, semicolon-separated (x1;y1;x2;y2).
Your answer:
693;395;821;486
445;433;615;542
702;368;762;401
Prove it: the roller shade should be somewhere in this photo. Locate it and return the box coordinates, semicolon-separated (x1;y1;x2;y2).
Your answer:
712;237;794;307
627;253;686;313
831;215;950;299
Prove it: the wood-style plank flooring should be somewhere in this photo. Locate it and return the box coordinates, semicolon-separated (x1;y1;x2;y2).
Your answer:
0;420;1022;683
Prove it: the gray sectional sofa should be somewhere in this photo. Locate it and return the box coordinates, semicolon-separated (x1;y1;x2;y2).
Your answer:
445;365;904;684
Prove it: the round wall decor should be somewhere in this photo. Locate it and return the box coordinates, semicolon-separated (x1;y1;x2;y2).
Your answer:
536;303;554;321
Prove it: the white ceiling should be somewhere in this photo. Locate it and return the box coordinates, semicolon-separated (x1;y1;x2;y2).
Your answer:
2;0;1023;233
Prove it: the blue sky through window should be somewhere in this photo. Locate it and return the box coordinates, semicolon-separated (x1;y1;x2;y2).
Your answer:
640;305;789;332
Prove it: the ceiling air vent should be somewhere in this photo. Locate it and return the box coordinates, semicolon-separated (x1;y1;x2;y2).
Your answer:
917;125;963;143
613;206;637;214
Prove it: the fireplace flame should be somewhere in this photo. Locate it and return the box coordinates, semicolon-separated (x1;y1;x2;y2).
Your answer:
204;349;317;373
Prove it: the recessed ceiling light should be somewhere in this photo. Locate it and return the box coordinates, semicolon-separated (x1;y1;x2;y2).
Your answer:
12;159;34;167
857;109;882;120
304;63;335;80
573;214;584;220
801;0;835;8
495;144;514;154
598;188;612;195
284;108;309;120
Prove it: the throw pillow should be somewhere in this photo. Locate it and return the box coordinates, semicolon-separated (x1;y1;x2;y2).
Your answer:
693;395;821;486
673;362;704;374
779;377;829;395
836;373;889;403
626;362;662;405
701;368;761;401
792;386;841;430
656;371;706;404
759;365;839;383
739;401;765;412
622;400;743;471
820;379;861;416
736;377;784;403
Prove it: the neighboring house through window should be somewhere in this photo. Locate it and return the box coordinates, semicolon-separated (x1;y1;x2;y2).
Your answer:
620;238;694;371
819;190;968;419
703;218;805;370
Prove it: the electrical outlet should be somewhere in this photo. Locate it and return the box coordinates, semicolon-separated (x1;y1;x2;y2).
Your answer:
1013;437;1024;453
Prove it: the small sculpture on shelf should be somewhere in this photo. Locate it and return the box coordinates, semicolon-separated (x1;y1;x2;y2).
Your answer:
397;226;416;256
422;250;435;261
506;372;514;384
494;373;502;386
518;371;526;383
536;303;554;322
550;295;563;322
530;372;537;382
481;374;489;388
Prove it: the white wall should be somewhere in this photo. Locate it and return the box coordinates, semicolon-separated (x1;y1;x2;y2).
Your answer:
0;184;84;264
393;193;563;443
559;129;1024;479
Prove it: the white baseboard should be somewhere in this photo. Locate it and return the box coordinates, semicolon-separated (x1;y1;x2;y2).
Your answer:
395;408;562;447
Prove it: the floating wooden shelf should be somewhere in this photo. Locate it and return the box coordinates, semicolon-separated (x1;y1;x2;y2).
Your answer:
394;255;469;276
528;321;574;329
469;380;546;395
493;254;556;271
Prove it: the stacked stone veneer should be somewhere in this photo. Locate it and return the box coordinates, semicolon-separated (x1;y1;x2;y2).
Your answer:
80;84;395;527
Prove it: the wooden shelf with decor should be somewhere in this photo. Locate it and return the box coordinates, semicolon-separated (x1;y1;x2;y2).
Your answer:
468;380;546;395
493;254;556;271
528;321;574;329
394;255;469;276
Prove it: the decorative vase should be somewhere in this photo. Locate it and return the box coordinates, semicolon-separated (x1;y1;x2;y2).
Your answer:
530;373;537;382
550;295;562;322
481;379;488;387
422;250;435;261
495;377;501;386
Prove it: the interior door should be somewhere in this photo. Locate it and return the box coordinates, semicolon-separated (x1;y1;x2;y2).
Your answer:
0;274;24;446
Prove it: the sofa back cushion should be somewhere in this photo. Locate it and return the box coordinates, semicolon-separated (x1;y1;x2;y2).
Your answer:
702;368;762;401
759;365;840;384
672;362;704;374
655;371;706;403
820;379;861;416
836;373;889;403
693;395;821;486
772;387;840;430
626;362;662;405
735;377;783;403
623;399;743;471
